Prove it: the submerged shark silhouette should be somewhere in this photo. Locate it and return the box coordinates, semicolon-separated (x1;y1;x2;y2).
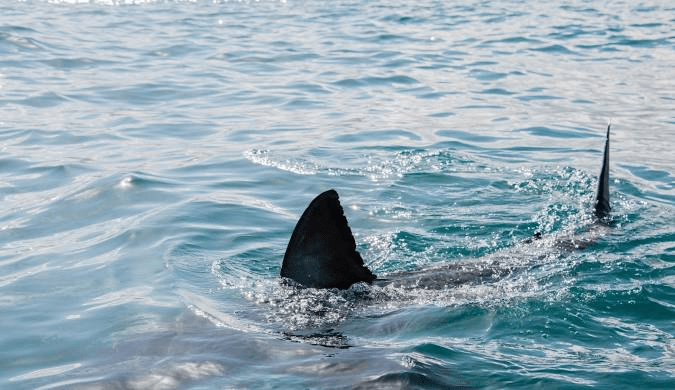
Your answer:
281;125;612;289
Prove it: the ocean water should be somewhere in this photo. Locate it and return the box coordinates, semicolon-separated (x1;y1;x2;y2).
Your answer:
1;0;674;388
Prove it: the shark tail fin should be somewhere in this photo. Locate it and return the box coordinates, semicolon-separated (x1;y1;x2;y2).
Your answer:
594;124;611;219
281;189;376;289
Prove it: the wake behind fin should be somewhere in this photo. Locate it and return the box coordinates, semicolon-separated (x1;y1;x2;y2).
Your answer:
594;124;611;219
281;189;376;289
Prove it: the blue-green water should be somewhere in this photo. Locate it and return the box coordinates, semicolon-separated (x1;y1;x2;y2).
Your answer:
1;0;674;388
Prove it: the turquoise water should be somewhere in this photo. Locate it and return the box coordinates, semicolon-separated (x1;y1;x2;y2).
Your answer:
1;0;674;388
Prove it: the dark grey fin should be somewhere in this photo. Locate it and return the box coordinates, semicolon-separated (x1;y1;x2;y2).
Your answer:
594;124;611;219
281;189;376;289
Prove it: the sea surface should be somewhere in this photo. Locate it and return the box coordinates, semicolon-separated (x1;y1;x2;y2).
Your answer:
1;0;674;389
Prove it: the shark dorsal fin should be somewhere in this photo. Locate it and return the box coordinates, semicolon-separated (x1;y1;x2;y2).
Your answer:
281;189;376;289
594;124;611;219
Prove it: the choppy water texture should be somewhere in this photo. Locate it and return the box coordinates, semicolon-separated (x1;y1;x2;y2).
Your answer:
2;0;675;389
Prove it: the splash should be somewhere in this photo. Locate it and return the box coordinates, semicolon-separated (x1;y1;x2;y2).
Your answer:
244;148;456;182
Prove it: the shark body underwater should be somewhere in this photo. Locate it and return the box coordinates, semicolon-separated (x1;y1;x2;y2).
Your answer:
280;125;613;290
